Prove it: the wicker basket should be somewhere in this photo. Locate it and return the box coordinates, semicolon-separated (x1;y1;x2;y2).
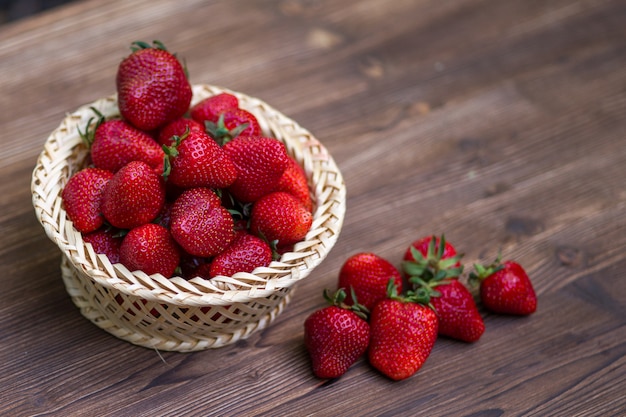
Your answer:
31;84;346;352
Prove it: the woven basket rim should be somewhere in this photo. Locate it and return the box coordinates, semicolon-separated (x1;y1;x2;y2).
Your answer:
32;84;346;307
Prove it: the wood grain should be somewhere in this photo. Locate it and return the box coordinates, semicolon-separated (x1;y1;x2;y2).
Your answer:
1;0;625;415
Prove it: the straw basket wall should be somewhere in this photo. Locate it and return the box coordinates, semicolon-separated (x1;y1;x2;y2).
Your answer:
31;84;346;352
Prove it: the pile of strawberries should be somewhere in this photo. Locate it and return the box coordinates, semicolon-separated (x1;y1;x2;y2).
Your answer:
304;235;537;381
62;41;313;279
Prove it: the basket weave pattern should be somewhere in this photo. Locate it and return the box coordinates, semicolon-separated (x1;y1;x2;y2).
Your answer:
31;84;346;351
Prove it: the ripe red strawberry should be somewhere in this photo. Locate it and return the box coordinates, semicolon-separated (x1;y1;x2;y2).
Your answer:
88;118;165;173
338;252;403;311
101;160;166;229
169;187;235;257
208;232;274;277
412;278;485;342
190;92;239;124
82;227;123;264
402;235;463;281
403;235;483;342
273;156;313;212
304;288;370;379
368;282;438;381
249;191;312;247
223;136;289;203
205;108;263;143
163;129;237;189
157;117;205;146
119;223;180;277
469;256;537;315
62;167;113;233
116;40;192;131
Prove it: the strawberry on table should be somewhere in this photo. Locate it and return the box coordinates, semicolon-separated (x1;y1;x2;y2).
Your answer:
101;160;166;229
403;235;484;342
338;252;403;311
223;136;290;203
249;191;312;248
304;289;370;379
169;187;235;257
116;40;192;131
368;282;438;381
469;256;537;315
88;117;165;173
410;277;485;343
402;235;463;281
119;223;180;278
209;231;274;278
162;129;237;189
62;167;113;233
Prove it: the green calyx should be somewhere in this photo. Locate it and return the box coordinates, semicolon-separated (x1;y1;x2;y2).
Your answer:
130;40;167;52
468;253;505;287
161;128;190;179
386;278;432;308
324;288;369;321
77;107;106;148
205;114;249;146
402;234;464;284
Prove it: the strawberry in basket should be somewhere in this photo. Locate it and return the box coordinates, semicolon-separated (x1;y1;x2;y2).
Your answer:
117;40;192;131
60;40;315;282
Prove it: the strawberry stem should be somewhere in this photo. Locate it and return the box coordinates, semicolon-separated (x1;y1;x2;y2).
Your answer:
77;107;105;148
402;234;464;286
324;288;369;320
205;114;249;146
161;128;190;179
468;252;505;287
130;40;168;52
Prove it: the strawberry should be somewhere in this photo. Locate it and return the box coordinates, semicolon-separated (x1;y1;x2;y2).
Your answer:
221;108;262;137
209;232;273;277
119;223;180;277
273;156;313;212
368;282;438;381
157;117;205;146
410;277;485;342
163;129;237;189
402;235;463;281
469;256;537;315
62;167;113;233
338;252;403;311
82;227;123;264
88;117;165;173
205;108;263;143
116;40;192;131
101;160;166;229
403;235;483;342
169;187;235;257
249;191;312;247
304;288;370;379
223;136;289;203
190;92;239;125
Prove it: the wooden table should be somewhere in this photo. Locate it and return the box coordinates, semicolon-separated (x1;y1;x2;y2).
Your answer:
2;0;625;415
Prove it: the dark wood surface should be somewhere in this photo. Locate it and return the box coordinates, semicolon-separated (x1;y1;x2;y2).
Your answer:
1;0;625;415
